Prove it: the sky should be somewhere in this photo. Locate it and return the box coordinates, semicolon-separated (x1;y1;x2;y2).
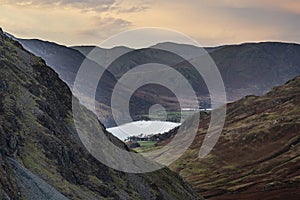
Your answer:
1;0;300;47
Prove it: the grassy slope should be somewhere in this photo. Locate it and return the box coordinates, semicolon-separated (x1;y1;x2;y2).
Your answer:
164;76;300;199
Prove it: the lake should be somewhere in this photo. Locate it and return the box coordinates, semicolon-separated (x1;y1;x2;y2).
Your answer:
107;120;181;141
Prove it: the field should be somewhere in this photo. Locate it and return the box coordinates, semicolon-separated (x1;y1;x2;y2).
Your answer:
134;141;161;153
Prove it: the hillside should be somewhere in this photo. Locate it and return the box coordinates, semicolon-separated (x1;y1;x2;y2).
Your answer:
0;28;201;200
164;76;300;199
210;42;300;100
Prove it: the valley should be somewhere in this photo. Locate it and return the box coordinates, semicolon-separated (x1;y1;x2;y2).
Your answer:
158;76;300;199
1;27;300;200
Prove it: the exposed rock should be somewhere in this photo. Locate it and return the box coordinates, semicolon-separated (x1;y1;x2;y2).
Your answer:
8;158;68;200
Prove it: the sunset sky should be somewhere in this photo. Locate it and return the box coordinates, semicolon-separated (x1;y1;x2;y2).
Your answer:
1;0;300;47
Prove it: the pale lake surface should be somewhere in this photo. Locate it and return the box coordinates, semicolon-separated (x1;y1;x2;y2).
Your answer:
107;121;181;141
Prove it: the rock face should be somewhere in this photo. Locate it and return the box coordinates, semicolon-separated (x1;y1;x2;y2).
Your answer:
166;76;300;199
8;158;68;200
0;29;201;200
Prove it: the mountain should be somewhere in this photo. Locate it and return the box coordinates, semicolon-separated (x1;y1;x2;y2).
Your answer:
72;45;133;68
74;45;211;118
158;76;300;199
150;41;300;101
11;38;209;126
210;42;300;101
12;35;300;127
75;41;300;102
0;28;201;200
12;37;201;127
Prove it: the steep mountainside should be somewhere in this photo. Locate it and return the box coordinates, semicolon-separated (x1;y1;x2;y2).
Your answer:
163;76;300;199
0;28;201;200
8;36;119;127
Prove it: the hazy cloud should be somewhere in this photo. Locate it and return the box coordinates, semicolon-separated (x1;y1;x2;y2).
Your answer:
0;0;149;13
200;0;300;35
1;0;300;46
158;0;300;45
114;6;148;13
208;0;300;14
1;0;116;12
76;17;132;44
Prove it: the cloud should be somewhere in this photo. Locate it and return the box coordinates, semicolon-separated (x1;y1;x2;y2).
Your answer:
1;0;300;46
211;0;300;14
130;0;300;46
204;0;300;44
75;17;133;44
108;0;150;14
0;0;145;45
0;2;134;46
114;6;148;13
0;0;149;13
214;4;300;38
0;0;116;12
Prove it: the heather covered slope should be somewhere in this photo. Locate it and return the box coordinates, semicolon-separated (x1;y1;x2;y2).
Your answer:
167;76;300;199
0;28;201;200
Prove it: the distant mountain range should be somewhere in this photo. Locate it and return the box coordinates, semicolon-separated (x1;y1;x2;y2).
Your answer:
8;33;300;128
74;41;300;102
0;28;201;200
158;76;300;199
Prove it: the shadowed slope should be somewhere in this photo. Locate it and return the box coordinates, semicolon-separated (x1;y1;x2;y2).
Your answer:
0;28;201;200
